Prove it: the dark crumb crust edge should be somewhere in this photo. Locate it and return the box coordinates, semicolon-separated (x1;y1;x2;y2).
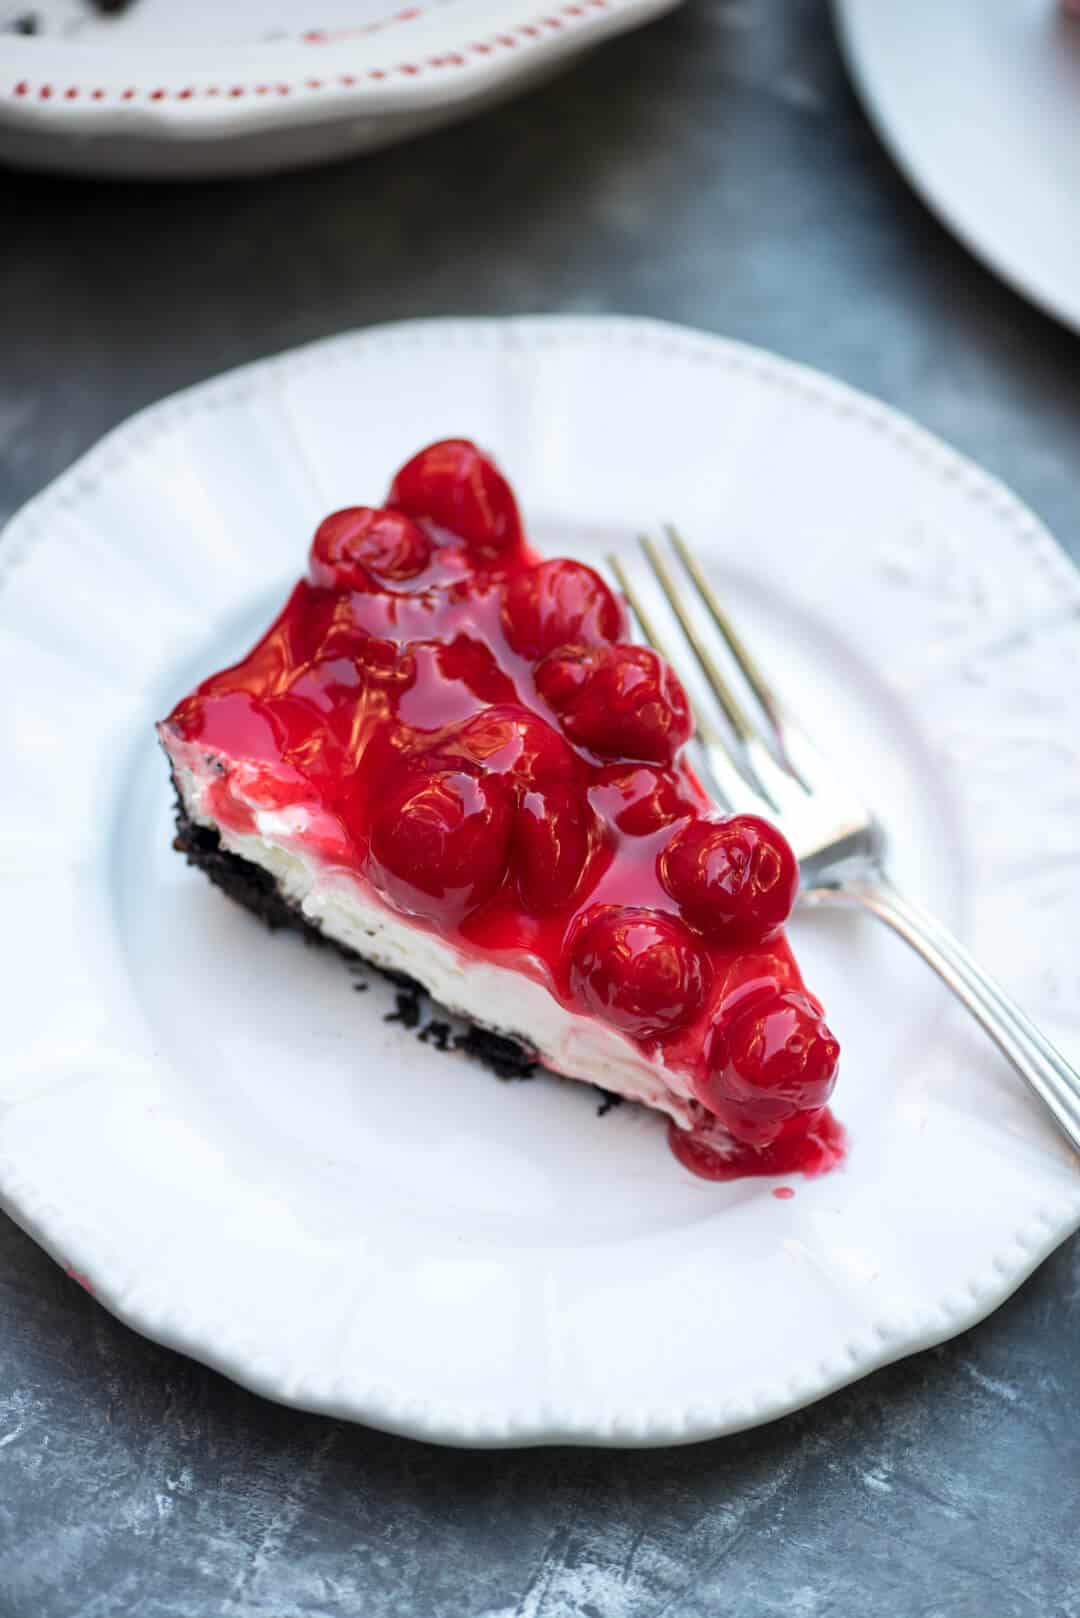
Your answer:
171;799;632;1111
171;799;540;1081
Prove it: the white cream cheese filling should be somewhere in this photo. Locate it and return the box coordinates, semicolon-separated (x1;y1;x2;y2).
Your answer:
166;743;697;1128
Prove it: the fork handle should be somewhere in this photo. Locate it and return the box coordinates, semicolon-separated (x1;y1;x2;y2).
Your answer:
805;872;1080;1158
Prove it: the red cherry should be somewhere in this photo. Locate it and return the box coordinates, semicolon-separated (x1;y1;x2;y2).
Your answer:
502;559;625;659
696;990;840;1146
398;640;517;729
514;784;597;914
168;688;279;755
388;439;523;559
310;507;432;589
536;643;692;765
659;814;798;943
428;704;577;786
568;906;711;1041
590;764;697;836
367;769;512;925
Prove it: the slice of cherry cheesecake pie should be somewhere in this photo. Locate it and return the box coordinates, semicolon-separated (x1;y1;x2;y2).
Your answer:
159;439;842;1181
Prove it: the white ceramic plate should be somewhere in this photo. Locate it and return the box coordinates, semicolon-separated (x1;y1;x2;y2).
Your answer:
2;316;1079;1449
0;0;679;177
833;0;1080;336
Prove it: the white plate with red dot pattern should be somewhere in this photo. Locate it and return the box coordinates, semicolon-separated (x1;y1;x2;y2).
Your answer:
0;0;681;178
2;315;1079;1448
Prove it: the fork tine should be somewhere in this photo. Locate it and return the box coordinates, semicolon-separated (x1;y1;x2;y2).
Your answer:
636;533;807;811
607;552;773;817
608;554;678;672
665;524;788;740
608;550;722;746
632;533;814;819
637;534;756;743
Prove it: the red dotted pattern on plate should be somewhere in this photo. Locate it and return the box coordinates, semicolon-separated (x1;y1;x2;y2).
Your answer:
302;8;424;42
7;0;609;104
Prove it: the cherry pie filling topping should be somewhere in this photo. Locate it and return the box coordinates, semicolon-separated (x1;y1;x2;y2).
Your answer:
165;438;843;1181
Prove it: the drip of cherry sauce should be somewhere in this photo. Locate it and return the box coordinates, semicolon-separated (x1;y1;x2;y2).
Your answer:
166;438;843;1183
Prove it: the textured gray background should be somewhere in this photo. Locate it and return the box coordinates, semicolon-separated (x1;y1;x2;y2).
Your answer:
3;2;1080;1615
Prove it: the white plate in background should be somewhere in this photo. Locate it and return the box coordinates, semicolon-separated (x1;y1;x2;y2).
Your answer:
1;315;1079;1448
0;0;680;177
833;0;1080;335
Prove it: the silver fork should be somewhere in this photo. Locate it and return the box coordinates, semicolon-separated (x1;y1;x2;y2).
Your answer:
609;527;1080;1158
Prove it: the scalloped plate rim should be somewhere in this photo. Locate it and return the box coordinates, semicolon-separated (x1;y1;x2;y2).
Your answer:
2;314;1080;1449
0;0;684;178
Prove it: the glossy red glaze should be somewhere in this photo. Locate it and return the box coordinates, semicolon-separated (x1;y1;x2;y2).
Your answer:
163;439;841;1181
589;764;696;836
425;703;577;786
669;1107;846;1182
